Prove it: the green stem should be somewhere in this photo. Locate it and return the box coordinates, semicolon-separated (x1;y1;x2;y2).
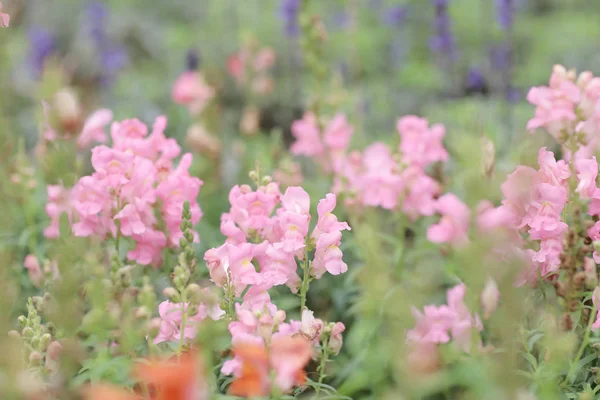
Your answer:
315;343;330;398
300;259;311;311
561;303;597;386
177;290;188;361
226;283;236;321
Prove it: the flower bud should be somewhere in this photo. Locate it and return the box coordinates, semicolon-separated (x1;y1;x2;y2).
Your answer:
135;306;151;320
8;330;20;340
53;88;82;131
46;341;63;361
39;333;51;351
22;327;34;338
240;106;260;136
406;343;441;376
163;287;181;303
585;257;598;288
481;278;500;319
29;351;43;366
148;318;162;339
187;283;203;305
18;316;27;327
248;170;259;184
480;136;495;178
187;124;221;159
328;322;345;355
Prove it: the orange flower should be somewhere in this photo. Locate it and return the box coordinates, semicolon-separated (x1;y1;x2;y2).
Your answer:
229;336;312;398
134;351;206;400
84;384;140;400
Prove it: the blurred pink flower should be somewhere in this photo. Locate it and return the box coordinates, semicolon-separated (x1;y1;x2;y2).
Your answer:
172;71;215;116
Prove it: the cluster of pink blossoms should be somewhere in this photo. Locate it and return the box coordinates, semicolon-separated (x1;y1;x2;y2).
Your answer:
44;115;203;266
153;295;225;344
203;182;348;387
527;65;600;158
204;185;350;299
227;46;276;95
291;114;448;219
406;284;482;353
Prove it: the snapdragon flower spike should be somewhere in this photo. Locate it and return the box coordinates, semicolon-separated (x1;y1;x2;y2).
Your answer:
204;183;350;298
526;65;600;160
46;116;203;266
495;147;572;278
317;114;447;217
406;284;482;353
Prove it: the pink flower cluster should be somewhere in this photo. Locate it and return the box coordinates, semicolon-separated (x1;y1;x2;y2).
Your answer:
406;284;482;353
227;46;276;95
498;147;570;277
44;116;203;266
204;181;348;383
153;297;225;344
204;184;350;299
291;114;448;217
527;65;600;158
291;113;353;165
0;2;9;28
221;295;344;386
172;71;215;116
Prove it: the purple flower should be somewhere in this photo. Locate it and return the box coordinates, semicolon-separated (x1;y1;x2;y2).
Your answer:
85;1;128;84
490;43;511;71
28;27;56;77
465;67;488;94
186;49;201;71
279;0;301;37
496;0;514;31
429;0;456;62
382;6;408;27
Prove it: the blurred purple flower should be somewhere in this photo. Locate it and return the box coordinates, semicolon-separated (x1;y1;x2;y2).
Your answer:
186;49;201;71
86;1;128;84
382;6;408;27
466;67;486;91
28;27;56;77
279;0;301;37
490;43;511;71
506;86;521;102
429;0;456;62
496;0;514;30
465;67;488;95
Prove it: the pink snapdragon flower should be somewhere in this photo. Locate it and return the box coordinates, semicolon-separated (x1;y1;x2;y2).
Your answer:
575;157;599;198
397;115;448;167
359;143;403;209
407;284;482;353
154;299;224;344
526;65;581;137
323;114;353;151
328;322;345;355
290;113;324;157
427;194;471;246
44;184;72;239
172;71;215;116
77;109;113;149
24;255;43;287
0;2;9;27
